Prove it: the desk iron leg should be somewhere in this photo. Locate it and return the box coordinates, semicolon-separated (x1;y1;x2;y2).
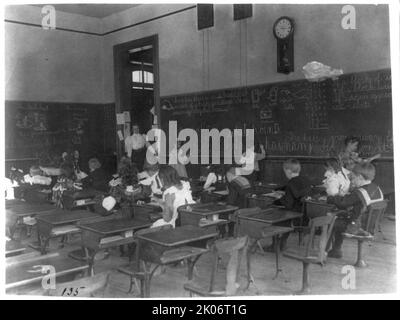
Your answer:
354;240;367;268
245;241;260;294
273;235;282;280
85;248;96;276
144;262;161;298
41;237;50;255
296;262;311;295
187;255;201;280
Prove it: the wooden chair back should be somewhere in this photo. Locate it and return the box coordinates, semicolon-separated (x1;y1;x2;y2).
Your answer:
304;215;337;264
362;200;388;235
233;207;280;239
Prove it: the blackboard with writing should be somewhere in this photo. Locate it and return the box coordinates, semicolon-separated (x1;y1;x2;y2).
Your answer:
5;101;107;162
161;69;393;158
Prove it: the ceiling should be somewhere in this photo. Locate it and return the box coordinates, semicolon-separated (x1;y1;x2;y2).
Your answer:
31;4;141;18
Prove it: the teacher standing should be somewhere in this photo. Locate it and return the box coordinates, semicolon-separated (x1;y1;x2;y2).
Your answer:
124;123;148;171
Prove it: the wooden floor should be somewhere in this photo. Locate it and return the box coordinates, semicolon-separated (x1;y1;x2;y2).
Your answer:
10;215;397;297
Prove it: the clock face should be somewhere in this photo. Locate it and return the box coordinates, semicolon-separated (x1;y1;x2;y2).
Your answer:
274;18;293;39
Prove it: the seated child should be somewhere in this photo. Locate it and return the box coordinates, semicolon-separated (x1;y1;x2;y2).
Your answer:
169;142;189;179
52;163;80;208
151;165;195;228
203;165;226;191
323;158;351;196
237;141;266;183
226;166;252;209
273;159;312;212
81;158;110;192
110;156;149;218
326;162;384;258
138;162;163;198
266;159;312;251
23;165;52;186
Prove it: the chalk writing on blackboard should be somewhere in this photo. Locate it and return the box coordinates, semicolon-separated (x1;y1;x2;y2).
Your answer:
161;69;392;157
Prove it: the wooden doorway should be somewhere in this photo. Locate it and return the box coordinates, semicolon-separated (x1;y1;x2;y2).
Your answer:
113;35;160;159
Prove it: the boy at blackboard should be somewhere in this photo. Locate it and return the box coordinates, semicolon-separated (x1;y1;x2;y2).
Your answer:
338;136;381;171
237;140;266;184
326;162;384;258
264;159;312;252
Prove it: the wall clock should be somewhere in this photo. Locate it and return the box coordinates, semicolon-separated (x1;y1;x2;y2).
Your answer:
273;17;295;74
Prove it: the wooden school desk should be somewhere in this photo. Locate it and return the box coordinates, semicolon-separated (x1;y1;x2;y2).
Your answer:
303;198;340;219
200;189;229;203
136;225;218;297
178;202;238;229
252;182;281;194
237;208;302;279
6;202;56;239
131;203;163;222
6;252;89;292
247;194;277;209
189;179;205;199
79;218;152;275
36;209;99;254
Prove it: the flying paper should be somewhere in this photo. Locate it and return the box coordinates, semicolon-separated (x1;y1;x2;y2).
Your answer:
302;61;343;82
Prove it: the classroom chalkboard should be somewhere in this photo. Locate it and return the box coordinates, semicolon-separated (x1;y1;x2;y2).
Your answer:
4;101;111;163
160;69;393;158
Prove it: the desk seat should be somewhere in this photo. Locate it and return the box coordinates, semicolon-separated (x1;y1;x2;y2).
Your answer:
283;248;327;264
342;232;373;241
52;225;81;236
160;246;208;264
183;282;226;297
261;226;293;238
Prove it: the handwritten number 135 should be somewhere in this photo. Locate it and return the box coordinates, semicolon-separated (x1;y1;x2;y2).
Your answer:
61;287;86;296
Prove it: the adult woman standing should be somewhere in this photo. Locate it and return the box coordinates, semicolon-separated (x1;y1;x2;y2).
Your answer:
124;123;149;171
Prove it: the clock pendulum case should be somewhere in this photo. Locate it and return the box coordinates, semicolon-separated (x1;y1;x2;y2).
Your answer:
273;16;295;74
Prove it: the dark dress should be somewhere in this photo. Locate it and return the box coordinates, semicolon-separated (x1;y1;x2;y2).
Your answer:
82;168;110;193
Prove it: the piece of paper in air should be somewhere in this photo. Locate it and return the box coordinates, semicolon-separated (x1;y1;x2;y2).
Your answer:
116;113;125;125
123;111;131;123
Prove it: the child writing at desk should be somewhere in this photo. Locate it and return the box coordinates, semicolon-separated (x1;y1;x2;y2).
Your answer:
326;162;384;258
151;165;195;228
265;159;312;251
273;159;312;212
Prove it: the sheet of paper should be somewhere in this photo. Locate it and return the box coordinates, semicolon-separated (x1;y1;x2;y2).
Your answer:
123;111;131;123
263;192;283;199
116;113;125;125
117;130;124;141
213;190;229;195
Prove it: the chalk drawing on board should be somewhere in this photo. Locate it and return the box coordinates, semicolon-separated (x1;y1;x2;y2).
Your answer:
260;107;272;121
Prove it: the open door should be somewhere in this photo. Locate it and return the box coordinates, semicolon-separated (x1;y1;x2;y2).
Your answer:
113;35;160;159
